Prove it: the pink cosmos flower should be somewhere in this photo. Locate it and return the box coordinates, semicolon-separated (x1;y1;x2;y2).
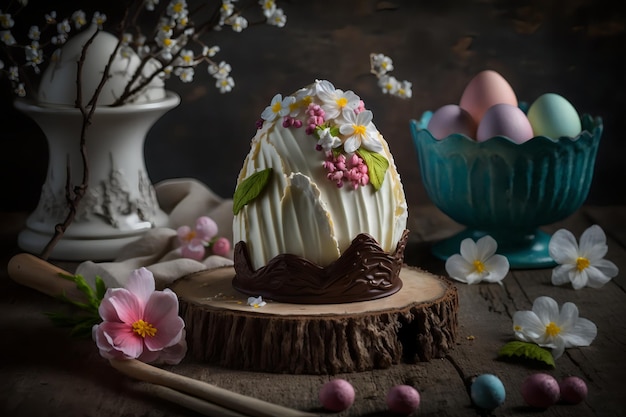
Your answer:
92;267;186;364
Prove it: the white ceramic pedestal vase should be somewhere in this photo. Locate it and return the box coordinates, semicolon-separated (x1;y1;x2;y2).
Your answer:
15;91;180;261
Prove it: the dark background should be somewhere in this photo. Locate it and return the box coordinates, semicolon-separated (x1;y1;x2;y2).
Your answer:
1;0;624;212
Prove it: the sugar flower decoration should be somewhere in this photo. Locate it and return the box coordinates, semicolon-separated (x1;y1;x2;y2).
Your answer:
513;296;597;359
548;225;619;290
92;267;187;364
445;235;510;284
177;216;231;260
254;79;391;192
247;296;267;308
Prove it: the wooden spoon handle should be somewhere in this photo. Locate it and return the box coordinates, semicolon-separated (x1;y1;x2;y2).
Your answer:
110;359;318;417
7;253;86;301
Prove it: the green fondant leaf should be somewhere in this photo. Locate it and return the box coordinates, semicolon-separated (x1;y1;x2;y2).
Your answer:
498;341;555;368
233;168;273;214
356;148;389;190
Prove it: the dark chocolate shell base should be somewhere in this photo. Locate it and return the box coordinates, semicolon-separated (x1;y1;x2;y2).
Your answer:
232;230;410;304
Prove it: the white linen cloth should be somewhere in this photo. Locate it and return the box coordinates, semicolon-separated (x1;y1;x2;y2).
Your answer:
76;178;234;289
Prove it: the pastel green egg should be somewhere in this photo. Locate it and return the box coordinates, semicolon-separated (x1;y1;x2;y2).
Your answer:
527;93;582;139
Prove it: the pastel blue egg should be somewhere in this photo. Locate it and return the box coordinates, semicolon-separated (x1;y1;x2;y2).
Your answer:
527;93;581;139
471;374;506;410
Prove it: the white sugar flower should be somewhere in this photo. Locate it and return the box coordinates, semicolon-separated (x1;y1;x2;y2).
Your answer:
247;296;266;308
338;109;382;153
178;49;194;66
318;87;360;120
57;19;71;35
549;225;618;289
513;296;597;359
216;76;234;93
45;11;57;24
167;0;188;20
261;93;295;121
317;127;342;152
202;45;220;57
445;235;510;284
208;60;231;79
175;66;194;82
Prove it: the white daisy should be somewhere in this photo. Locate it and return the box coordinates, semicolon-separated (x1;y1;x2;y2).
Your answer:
513;296;597;359
338;109;382;153
445;235;510;284
549;225;618;289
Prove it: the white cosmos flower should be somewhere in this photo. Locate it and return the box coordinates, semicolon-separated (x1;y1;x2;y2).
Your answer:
318;87;360;120
445;235;509;284
260;93;295;122
338;109;382;153
513;296;597;359
549;225;618;290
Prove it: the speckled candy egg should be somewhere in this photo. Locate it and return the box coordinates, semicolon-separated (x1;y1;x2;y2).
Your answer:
521;373;560;408
470;374;506;410
386;385;421;415
559;376;588;405
319;379;355;412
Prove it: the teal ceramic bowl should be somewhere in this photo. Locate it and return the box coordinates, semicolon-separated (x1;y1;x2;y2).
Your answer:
410;113;603;269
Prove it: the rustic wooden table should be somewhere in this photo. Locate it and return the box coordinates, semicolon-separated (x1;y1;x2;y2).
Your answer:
1;205;625;417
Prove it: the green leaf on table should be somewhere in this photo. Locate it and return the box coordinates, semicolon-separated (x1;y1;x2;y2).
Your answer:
356;148;389;190
233;168;273;214
498;341;555;367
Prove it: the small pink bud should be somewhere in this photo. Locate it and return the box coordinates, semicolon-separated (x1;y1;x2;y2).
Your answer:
211;237;231;257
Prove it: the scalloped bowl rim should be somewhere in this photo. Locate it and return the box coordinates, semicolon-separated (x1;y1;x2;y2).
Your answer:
410;113;602;149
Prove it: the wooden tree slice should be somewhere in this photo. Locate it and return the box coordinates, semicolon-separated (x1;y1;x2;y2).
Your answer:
170;265;458;375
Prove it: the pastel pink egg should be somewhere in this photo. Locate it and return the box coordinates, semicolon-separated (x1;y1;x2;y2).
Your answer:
386;385;421;415
426;104;477;139
459;70;518;124
521;373;560;409
319;379;355;412
476;103;534;143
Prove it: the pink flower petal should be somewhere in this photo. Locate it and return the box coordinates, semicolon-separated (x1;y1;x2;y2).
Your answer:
143;290;185;350
195;216;218;241
98;288;129;322
99;321;144;359
107;291;143;325
125;268;156;307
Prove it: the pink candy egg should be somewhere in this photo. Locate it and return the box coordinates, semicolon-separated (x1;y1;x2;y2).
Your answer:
559;376;588;404
386;385;421;415
521;373;560;408
460;70;518;124
476;103;534;143
319;379;355;412
426;104;477;139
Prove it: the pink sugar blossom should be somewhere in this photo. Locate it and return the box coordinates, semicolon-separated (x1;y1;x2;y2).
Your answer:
323;152;369;189
92;267;186;364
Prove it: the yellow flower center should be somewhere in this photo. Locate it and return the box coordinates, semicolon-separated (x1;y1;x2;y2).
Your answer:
163;38;173;47
336;97;348;108
545;321;561;337
173;2;184;13
576;256;590;271
473;260;485;273
271;101;282;113
132;319;157;338
353;124;367;136
514;325;522;332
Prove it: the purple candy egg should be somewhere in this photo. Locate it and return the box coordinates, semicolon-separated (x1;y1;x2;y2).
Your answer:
560;376;588;404
319;379;355;412
521;373;560;408
386;385;421;415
